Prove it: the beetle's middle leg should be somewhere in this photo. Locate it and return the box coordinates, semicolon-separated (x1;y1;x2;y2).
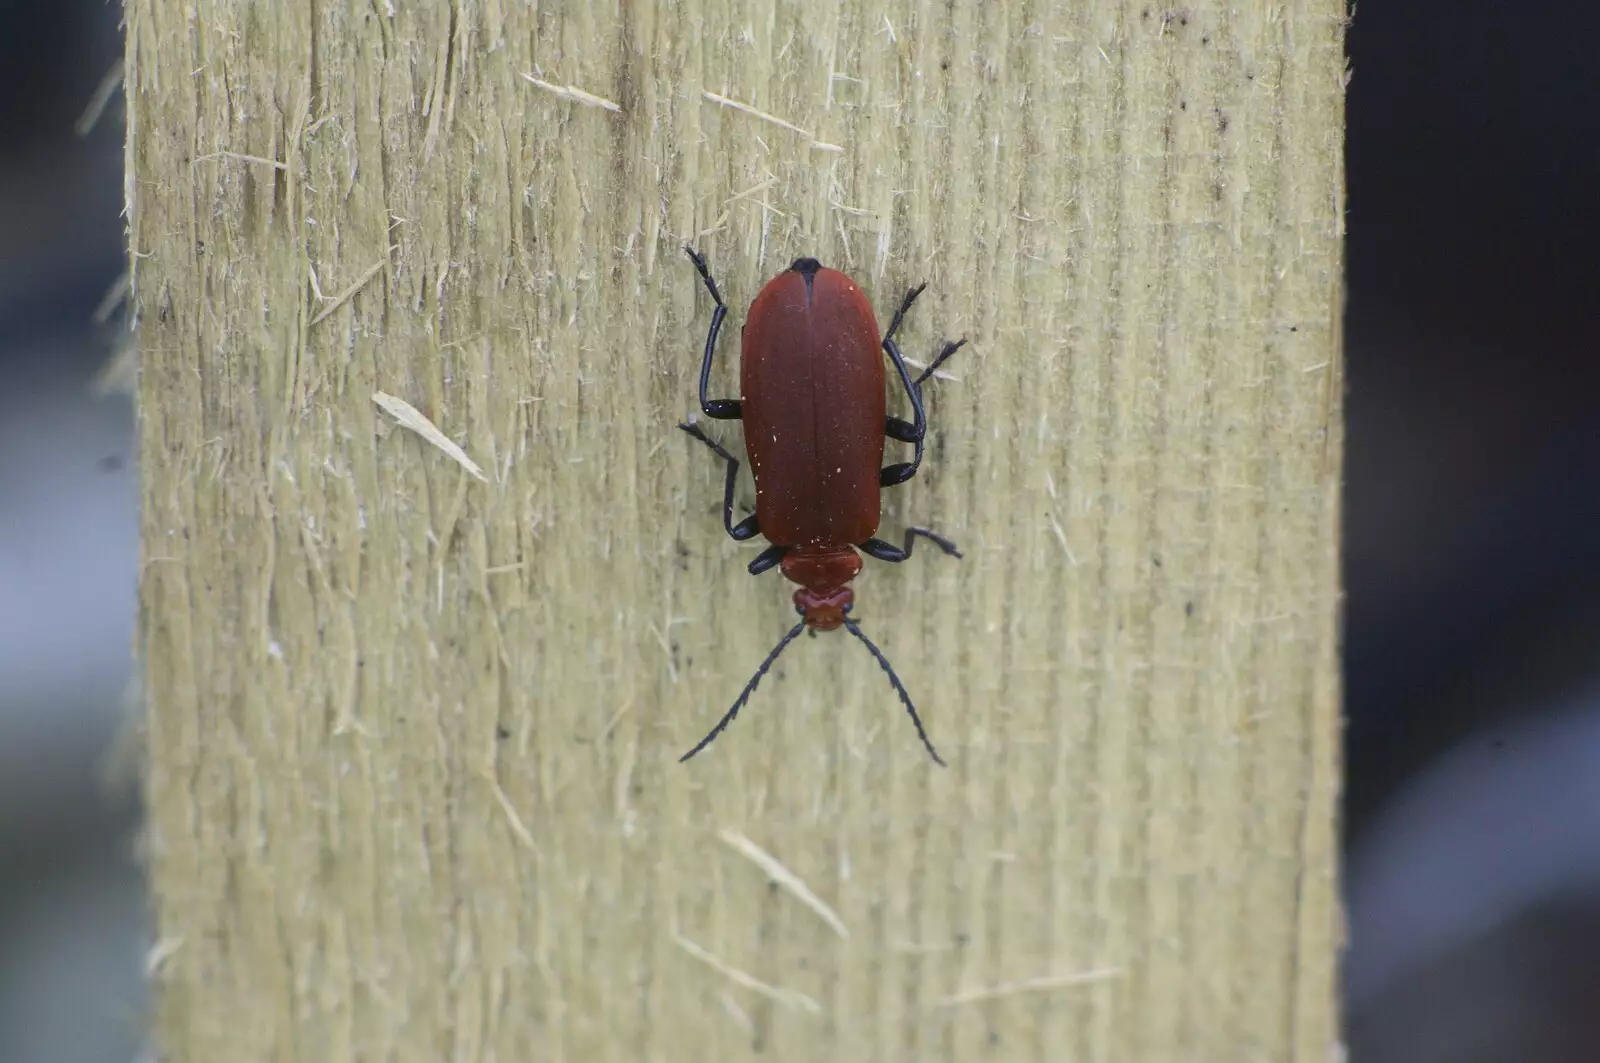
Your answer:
859;526;962;563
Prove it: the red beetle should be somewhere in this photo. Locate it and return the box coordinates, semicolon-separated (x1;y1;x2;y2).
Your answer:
678;249;964;764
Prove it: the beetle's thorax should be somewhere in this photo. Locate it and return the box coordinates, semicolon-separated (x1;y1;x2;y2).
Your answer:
780;546;863;630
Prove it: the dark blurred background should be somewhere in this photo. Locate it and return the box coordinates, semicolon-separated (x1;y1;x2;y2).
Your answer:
0;3;143;1063
1;3;1597;1061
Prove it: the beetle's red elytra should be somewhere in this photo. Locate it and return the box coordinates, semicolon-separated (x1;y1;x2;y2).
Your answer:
678;249;965;764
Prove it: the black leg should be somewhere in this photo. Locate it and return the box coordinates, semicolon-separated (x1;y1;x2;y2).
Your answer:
859;525;963;563
909;337;966;389
880;282;928;348
878;281;966;487
685;247;741;421
747;544;787;575
678;421;760;542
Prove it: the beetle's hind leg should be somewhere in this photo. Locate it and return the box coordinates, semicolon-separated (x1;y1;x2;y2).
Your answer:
679;421;788;574
859;526;962;563
881;335;967;487
908;336;966;391
678;421;762;543
885;338;966;443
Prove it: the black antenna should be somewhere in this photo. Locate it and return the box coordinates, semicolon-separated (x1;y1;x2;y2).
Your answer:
843;616;947;766
680;618;808;762
913;338;967;389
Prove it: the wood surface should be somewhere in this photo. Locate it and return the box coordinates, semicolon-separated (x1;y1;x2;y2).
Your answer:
130;2;1347;1059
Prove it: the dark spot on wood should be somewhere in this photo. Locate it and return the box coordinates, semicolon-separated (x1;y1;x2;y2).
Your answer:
1180;99;1188;111
1185;601;1195;617
1290;326;1299;332
497;725;511;740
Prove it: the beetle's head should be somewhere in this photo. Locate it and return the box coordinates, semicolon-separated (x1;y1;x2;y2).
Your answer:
780;549;863;630
793;586;853;631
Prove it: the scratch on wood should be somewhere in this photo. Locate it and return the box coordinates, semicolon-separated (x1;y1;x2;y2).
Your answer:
483;768;539;852
613;726;638;831
718;828;850;939
646;620;680;683
827;198;877;218
596;700;633;743
725;176;778;207
670;931;823;1014
192;151;288;171
520;73;622;113
933;968;1122;1008
701;91;813;138
372;391;488;482
311;252;394;326
719;992;756;1036
1047;511;1079;566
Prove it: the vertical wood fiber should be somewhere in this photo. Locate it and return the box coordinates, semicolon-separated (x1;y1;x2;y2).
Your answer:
130;1;1345;1060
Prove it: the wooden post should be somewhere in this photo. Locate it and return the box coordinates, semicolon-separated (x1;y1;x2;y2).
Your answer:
131;2;1344;1060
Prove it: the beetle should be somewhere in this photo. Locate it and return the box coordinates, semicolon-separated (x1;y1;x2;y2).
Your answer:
677;248;965;764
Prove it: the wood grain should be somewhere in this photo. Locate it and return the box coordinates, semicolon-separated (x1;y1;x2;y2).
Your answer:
130;2;1346;1059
